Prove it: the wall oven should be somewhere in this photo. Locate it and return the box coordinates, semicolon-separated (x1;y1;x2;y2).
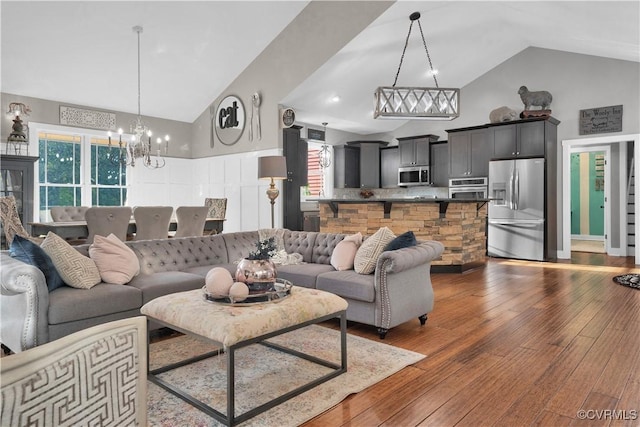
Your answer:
448;177;488;199
398;166;430;186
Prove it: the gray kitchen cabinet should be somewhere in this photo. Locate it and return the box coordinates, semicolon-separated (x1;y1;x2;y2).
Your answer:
447;128;491;178
398;134;437;166
430;142;449;187
334;145;360;188
359;143;380;188
492;120;546;159
380;147;399;188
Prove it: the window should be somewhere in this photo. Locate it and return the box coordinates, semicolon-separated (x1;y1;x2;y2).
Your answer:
38;130;127;218
307;148;322;196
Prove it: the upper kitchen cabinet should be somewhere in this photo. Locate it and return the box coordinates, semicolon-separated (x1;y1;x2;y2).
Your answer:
334;145;360;189
491;117;560;159
446;127;491;178
359;143;381;188
398;134;438;166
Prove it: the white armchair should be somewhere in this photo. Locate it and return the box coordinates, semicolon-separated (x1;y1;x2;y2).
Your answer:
0;316;147;426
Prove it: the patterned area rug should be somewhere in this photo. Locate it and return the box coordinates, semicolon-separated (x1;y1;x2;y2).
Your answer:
147;325;425;426
612;274;640;290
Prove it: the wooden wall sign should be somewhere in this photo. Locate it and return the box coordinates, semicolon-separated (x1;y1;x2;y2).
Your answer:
579;105;622;135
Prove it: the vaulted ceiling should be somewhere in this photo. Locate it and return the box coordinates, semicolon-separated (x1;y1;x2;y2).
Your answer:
2;1;638;135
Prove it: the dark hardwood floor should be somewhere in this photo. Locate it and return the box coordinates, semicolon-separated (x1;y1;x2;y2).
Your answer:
305;253;640;427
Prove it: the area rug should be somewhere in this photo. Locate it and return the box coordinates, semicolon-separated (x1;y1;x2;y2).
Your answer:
612;274;640;290
147;325;424;426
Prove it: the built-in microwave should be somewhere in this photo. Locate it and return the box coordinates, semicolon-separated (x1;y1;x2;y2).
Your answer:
398;166;430;187
448;177;488;199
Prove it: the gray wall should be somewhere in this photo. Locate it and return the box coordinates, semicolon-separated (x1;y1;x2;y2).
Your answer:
1;92;193;158
190;1;393;159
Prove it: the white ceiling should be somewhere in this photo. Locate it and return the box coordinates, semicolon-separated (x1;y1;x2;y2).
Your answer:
2;1;639;135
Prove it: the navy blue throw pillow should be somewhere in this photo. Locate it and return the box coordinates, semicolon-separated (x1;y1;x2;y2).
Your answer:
384;231;418;251
9;235;65;291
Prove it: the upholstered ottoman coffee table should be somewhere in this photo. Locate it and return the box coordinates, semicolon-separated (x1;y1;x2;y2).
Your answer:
141;285;348;426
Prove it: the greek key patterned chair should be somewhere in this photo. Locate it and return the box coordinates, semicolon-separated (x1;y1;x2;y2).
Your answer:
0;316;147;427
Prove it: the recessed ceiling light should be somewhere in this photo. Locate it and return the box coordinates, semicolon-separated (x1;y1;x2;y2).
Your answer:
427;69;439;76
330;95;341;103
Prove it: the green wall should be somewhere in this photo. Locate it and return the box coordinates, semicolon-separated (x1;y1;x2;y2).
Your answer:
570;152;605;236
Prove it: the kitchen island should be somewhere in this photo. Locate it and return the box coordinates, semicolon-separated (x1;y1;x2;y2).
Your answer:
314;198;488;272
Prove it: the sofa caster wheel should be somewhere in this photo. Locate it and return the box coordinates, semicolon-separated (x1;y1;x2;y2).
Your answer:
419;314;428;326
378;328;388;339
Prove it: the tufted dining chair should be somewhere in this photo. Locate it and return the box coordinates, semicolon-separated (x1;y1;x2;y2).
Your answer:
174;206;209;238
0;316;147;426
133;206;173;240
50;206;89;222
85;206;132;244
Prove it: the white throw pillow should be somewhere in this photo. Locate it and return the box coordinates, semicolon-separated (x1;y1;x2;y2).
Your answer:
89;234;140;285
331;232;363;271
354;227;396;274
41;232;101;289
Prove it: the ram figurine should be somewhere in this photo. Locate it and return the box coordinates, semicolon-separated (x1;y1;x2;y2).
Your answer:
518;86;552;110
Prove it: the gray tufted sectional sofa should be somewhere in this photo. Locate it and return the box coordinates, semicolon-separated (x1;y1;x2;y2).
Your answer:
0;229;444;353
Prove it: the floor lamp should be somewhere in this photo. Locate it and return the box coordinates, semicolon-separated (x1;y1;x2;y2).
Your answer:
258;156;287;228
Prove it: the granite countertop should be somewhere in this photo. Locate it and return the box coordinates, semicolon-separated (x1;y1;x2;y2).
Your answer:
308;197;490;203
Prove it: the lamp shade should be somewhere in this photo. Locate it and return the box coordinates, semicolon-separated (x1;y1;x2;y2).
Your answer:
258;156;287;180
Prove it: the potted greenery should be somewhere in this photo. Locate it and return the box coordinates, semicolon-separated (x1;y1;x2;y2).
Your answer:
235;237;278;291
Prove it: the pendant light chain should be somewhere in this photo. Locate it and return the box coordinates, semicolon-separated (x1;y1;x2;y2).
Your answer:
391;13;440;88
136;26;142;117
416;20;439;88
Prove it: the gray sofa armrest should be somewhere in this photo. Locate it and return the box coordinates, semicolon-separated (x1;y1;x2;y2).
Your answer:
0;253;50;353
376;241;445;274
373;241;444;333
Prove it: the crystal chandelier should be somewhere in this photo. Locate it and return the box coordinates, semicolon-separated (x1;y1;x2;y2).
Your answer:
109;25;169;168
374;12;460;120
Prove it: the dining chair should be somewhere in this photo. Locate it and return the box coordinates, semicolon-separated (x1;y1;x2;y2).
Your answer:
204;198;227;235
50;206;90;244
0;195;41;247
50;206;89;222
174;206;209;238
85;206;132;244
133;206;173;240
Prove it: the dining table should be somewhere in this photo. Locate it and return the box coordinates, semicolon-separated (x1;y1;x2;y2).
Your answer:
28;218;225;240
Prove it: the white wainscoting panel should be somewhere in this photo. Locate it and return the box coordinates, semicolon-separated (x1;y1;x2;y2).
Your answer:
126;150;283;233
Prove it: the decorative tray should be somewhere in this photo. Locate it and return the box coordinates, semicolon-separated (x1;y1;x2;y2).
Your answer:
202;278;293;306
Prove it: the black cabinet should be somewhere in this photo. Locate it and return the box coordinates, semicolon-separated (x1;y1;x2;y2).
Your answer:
398;134;437;166
1;155;39;248
447;128;491;178
492;120;547;159
283;127;307;231
334;145;360;188
430;142;449;187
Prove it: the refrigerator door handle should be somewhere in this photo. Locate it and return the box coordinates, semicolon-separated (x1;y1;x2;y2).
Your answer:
508;168;514;209
513;169;520;210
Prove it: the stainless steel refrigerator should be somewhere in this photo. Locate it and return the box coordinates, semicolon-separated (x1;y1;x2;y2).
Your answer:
488;158;546;261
